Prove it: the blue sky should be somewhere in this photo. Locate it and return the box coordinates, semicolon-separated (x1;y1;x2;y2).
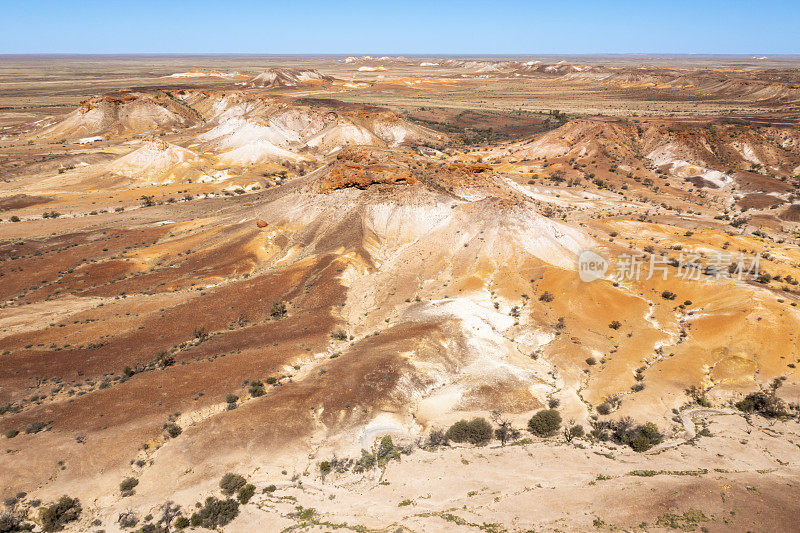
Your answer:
1;0;798;55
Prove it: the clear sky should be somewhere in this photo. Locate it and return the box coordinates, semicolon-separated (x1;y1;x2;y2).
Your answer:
1;0;798;55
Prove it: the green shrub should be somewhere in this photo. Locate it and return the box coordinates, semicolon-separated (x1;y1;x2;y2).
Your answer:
353;450;376;473
225;394;238;404
249;384;265;397
237;484;255;504
376;435;402;466
189;497;239;529
173;516;189;529
39;496;81;532
528;409;562;437
4;429;18;439
445;418;493;446
163;423;182;439
119;477;139;493
219;473;247;496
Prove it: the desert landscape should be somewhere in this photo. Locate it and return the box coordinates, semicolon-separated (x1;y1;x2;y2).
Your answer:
1;53;799;532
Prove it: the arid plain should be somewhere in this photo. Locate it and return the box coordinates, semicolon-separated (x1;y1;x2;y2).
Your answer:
1;55;800;532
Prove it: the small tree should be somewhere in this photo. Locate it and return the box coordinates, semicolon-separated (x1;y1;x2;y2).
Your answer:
528;409;562;437
491;410;520;446
563;420;584;442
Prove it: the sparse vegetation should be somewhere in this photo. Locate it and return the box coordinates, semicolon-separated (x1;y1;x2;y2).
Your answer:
735;379;789;418
591;418;663;452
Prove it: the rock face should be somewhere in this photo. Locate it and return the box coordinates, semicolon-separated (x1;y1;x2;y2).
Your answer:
106;137;198;183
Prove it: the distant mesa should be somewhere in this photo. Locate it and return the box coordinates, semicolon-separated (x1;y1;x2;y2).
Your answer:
248;68;334;88
167;70;248;80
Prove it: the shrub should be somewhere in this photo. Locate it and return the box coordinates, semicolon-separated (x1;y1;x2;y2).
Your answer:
539;291;554;302
119;477;139;493
270;301;287;319
237;484;255;504
445;418;493;446
661;290;677;300
608;320;621;330
4;430;18;439
586;357;597;365
425;429;448;449
25;421;48;434
219;473;247;496
591;418;663;452
118;510;138;528
735;387;788;418
0;512;24;532
528;409;562;437
39;496;81;532
353;449;376;473
163;423;182;439
375;435;402;466
249;384;266;397
330;329;348;340
154;351;174;368
173;516;189;529
319;461;331;475
189;497;239;529
225;394;239;404
596;403;611;415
